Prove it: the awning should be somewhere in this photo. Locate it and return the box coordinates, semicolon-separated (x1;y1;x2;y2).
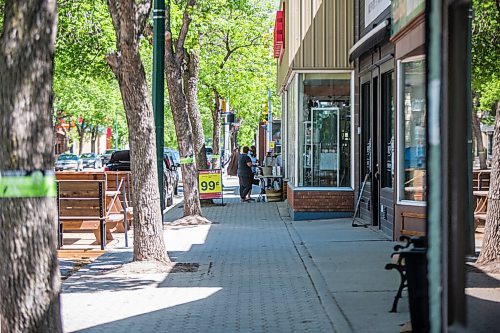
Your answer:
348;20;390;63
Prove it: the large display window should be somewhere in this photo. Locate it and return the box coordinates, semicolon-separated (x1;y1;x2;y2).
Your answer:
297;73;351;187
400;59;426;201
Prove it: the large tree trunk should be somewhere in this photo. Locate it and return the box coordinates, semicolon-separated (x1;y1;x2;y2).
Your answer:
165;57;202;217
164;0;202;217
472;111;488;169
478;101;500;264
0;0;62;332
183;51;207;170
212;89;222;169
107;0;168;263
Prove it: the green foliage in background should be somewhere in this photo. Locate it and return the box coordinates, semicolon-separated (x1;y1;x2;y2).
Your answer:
53;0;128;151
472;0;500;113
1;0;279;151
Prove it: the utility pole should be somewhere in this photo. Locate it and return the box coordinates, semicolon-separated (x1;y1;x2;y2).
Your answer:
152;0;165;211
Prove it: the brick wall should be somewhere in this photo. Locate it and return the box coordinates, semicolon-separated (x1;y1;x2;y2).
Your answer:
288;186;354;212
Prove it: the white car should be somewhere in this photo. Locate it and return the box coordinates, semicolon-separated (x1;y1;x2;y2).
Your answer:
55;154;83;171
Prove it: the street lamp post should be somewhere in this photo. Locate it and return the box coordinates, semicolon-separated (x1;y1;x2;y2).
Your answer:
152;0;165;211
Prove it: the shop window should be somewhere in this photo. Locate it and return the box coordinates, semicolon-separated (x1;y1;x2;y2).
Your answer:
298;73;351;187
401;60;426;201
381;71;394;189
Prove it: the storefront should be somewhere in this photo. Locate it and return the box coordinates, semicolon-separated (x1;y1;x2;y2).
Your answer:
391;0;426;237
348;0;426;239
349;0;395;237
275;1;355;220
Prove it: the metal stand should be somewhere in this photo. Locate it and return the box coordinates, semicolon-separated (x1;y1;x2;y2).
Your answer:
352;173;369;227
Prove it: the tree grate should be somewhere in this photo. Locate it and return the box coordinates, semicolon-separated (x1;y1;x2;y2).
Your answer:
170;262;199;273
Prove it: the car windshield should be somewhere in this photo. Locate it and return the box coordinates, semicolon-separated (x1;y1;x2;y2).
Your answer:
80;153;94;158
205;148;213;155
58;154;78;161
104;150;116;155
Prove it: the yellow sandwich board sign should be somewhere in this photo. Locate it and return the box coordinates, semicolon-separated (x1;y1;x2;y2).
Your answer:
198;169;223;200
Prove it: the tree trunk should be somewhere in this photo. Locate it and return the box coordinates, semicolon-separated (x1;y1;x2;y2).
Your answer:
183;51;207;170
90;126;98;153
165;57;202;217
212;89;222;169
107;0;168;263
472;111;488;169
0;1;63;332
478;101;500;264
164;0;201;217
77;123;85;155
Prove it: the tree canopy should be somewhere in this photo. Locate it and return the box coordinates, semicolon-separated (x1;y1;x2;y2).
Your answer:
472;0;500;112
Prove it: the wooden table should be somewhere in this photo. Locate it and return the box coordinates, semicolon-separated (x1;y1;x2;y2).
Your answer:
473;190;488;213
473;190;488;229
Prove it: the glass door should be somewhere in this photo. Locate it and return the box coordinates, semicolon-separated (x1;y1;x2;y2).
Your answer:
311;107;340;186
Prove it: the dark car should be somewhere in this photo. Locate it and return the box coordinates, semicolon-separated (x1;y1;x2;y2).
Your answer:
55;153;83;171
205;147;213;168
105;150;131;171
105;150;176;207
164;148;180;195
101;149;118;165
80;152;102;169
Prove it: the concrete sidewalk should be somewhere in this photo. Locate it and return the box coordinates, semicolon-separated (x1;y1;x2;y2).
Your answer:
279;203;410;332
61;190;410;332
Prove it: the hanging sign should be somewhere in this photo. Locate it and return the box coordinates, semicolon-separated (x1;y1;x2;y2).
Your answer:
198;169;223;200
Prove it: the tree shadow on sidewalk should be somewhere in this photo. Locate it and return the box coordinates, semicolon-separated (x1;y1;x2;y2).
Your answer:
466;264;500;332
64;202;334;333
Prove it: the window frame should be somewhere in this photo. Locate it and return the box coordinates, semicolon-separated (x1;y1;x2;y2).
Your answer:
396;56;427;205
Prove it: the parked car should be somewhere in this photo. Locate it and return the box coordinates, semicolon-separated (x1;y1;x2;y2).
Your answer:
205;147;213;166
80;152;102;169
101;149;118;165
105;150;131;171
164;148;180;195
105;150;176;207
55;153;83;171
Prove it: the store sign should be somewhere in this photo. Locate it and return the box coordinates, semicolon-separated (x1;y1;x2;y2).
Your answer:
365;0;390;27
198;169;222;200
391;0;425;36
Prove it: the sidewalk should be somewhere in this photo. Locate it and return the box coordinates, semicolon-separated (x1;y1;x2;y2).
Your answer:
61;189;409;332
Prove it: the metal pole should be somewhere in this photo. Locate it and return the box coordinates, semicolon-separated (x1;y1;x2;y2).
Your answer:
465;4;475;256
114;109;118;149
152;0;165;211
268;88;272;153
426;0;444;331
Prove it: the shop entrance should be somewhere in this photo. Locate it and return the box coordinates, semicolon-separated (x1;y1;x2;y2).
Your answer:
360;62;394;229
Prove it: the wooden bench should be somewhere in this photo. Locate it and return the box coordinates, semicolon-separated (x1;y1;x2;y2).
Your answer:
56;172;125;250
472;169;490;191
400;212;426;237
